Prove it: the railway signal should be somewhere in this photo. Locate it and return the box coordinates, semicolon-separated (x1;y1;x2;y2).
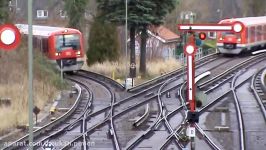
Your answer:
178;23;240;149
0;24;21;51
178;22;243;115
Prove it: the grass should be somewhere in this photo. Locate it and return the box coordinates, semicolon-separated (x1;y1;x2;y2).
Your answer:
204;39;217;48
83;58;181;85
0;43;62;134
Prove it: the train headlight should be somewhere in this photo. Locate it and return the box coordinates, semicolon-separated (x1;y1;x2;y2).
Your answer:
237;38;241;42
55;52;60;56
76;51;81;55
219;37;223;41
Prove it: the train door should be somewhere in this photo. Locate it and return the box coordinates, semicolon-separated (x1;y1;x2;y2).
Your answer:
41;38;49;54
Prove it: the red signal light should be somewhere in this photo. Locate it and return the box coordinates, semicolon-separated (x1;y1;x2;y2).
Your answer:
0;24;21;51
198;32;206;40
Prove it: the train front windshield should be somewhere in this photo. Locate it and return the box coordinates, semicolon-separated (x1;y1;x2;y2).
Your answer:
221;31;240;38
55;34;81;52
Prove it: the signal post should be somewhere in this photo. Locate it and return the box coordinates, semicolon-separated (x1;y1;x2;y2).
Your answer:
178;22;243;149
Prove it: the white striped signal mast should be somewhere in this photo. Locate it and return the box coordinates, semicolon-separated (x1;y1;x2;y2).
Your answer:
178;22;244;141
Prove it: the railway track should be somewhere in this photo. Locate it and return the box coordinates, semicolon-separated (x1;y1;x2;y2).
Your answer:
2;84;83;150
5;52;266;150
251;67;266;120
195;53;266;150
157;52;266;150
31;77;95;150
61;72;121;150
62;54;229;149
3;70;122;150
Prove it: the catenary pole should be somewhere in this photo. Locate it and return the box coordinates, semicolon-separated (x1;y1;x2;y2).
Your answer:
125;0;128;88
27;0;34;149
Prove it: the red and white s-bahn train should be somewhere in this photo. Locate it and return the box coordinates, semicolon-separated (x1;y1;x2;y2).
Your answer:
16;24;85;71
217;16;266;54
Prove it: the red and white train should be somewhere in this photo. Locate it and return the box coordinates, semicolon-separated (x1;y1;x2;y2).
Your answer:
217;16;266;54
16;24;85;71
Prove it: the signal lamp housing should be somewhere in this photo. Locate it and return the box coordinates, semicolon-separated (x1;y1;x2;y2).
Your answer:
185;44;195;55
198;32;207;40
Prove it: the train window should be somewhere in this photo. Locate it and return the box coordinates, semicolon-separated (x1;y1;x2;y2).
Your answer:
250;27;255;42
257;25;262;41
246;28;249;43
264;25;266;40
222;31;234;36
55;34;80;52
221;31;240;38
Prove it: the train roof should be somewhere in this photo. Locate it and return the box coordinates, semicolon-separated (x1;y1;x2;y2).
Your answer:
220;16;266;26
15;24;80;37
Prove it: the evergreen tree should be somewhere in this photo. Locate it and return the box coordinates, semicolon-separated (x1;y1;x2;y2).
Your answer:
243;0;266;16
139;0;178;74
250;0;266;16
97;0;155;76
97;0;178;74
0;0;10;23
87;17;120;65
64;0;88;31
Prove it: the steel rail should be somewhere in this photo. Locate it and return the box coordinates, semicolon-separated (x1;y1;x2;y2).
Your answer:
62;78;184;149
250;67;266;121
71;73;121;150
195;124;221;150
125;105;183;150
109;91;121;150
231;70;246;150
157;55;264;149
199;53;266;89
32;77;93;149
157;78;184;148
133;104;150;127
78;70;125;90
159;71;211;149
128;53;219;92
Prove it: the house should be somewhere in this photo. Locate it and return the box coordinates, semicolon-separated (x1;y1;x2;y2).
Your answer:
135;26;181;60
9;0;67;25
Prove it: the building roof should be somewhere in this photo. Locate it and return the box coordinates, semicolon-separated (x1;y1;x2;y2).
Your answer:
149;26;180;43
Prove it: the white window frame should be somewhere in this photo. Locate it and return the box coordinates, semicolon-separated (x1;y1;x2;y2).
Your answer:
59;10;67;18
37;10;48;18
